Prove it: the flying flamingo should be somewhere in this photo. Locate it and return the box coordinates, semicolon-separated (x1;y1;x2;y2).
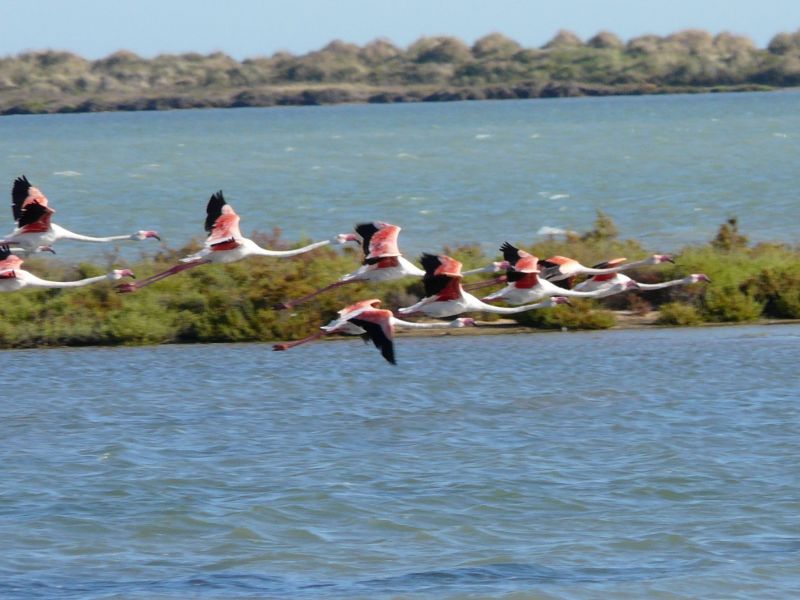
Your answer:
479;242;638;304
397;253;571;319
117;190;330;292
539;253;674;282
0;244;134;292
2;175;160;254
572;263;711;294
272;298;475;363
275;221;424;309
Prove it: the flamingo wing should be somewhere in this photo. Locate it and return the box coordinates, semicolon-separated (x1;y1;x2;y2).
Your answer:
591;258;627;269
539;256;577;280
358;222;400;263
420;253;462;278
349;310;396;364
0;244;23;271
500;242;522;266
354;222;379;259
204;191;242;243
11;175;31;223
12;175;53;229
338;298;382;318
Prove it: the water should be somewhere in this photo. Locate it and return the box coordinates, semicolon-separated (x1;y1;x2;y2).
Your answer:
1;94;799;598
2;324;799;598
1;91;799;265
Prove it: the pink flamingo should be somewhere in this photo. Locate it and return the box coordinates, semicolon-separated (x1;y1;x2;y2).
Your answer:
398;253;570;319
572;264;711;294
2;175;159;254
479;242;638;304
0;244;133;291
539;253;674;282
276;221;424;309
117;191;329;292
273;298;475;363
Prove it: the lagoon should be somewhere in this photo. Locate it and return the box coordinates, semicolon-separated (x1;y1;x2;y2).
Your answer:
2;324;799;598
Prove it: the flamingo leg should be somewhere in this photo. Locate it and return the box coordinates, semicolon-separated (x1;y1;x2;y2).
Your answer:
117;260;208;292
275;279;354;310
272;331;326;351
463;276;506;291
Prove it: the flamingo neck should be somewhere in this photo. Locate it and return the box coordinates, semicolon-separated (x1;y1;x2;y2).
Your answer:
249;239;330;257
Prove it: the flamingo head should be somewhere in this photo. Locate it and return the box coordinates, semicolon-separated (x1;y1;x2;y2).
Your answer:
549;296;572;307
335;232;360;244
690;273;711;283
494;260;511;272
653;254;675;264
624;280;641;290
450;317;476;328
108;269;135;281
133;230;160;241
35;245;55;254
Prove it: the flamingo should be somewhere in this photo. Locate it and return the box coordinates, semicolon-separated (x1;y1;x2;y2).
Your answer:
539;253;674;282
398;253;571;319
2;175;160;253
117;191;329;292
479;242;638;305
0;244;133;291
272;298;475;363
275;221;424;309
572;265;711;294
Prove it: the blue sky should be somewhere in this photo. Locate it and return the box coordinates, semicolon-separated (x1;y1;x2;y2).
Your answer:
2;0;799;59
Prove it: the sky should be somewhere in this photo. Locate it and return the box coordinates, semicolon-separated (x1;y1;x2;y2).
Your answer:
2;0;799;59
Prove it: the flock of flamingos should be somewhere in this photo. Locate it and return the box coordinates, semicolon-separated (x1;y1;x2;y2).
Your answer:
0;175;709;363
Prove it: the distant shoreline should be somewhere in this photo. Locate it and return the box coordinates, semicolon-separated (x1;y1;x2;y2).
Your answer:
0;82;774;116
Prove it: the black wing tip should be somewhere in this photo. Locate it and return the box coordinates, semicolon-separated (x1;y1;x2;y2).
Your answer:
500;241;516;252
500;241;520;264
419;253;442;275
210;190;225;203
0;243;12;260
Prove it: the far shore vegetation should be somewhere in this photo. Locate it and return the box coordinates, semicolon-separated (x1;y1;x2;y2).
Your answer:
0;214;797;349
4;28;800;115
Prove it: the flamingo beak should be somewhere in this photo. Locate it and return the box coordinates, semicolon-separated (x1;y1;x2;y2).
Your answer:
38;246;55;254
664;254;676;264
146;231;161;241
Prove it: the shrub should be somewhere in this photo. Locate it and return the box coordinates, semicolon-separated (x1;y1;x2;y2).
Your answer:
657;302;703;326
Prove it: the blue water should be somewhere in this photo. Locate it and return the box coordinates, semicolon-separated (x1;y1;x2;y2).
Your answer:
1;94;800;598
1;91;799;265
2;324;800;598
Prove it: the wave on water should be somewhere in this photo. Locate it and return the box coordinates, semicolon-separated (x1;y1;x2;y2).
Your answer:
53;170;81;177
1;560;707;599
537;225;573;236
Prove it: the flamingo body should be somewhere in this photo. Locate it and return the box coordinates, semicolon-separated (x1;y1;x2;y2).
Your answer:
540;253;674;282
118;191;329;292
277;221;423;309
398;253;570;318
3;175;160;253
574;272;710;294
273;298;475;362
0;244;133;291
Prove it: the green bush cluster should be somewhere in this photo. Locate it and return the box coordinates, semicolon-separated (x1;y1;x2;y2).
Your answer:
0;215;794;348
3;28;800;114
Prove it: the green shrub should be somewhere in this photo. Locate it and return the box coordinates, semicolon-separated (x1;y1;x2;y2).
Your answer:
512;300;617;330
657;302;703;326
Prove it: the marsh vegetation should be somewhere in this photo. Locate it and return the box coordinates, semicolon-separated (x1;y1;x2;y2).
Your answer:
0;215;796;348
